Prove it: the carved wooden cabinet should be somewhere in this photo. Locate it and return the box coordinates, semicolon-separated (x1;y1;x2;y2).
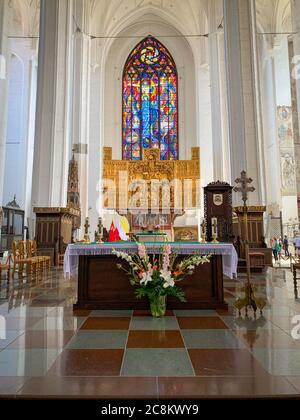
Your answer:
204;182;233;243
232;206;266;248
34;207;80;265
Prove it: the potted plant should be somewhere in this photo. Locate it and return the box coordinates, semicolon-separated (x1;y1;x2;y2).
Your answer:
113;243;210;317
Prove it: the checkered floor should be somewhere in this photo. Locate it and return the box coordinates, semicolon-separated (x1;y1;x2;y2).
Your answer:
0;268;300;398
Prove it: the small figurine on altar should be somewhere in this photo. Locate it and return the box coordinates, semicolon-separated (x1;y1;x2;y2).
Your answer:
84;217;90;243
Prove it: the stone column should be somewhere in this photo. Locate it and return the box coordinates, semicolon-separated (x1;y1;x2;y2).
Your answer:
88;38;103;232
291;0;300;133
31;0;73;209
208;0;230;183
71;0;91;235
258;35;281;210
223;0;262;204
291;0;300;218
0;0;11;205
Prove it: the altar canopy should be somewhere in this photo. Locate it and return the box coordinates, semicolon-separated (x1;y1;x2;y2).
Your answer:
64;242;238;279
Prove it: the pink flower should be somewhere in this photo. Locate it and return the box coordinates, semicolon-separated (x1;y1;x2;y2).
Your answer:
163;244;171;256
148;263;153;276
163;257;169;273
162;244;171;272
138;244;146;259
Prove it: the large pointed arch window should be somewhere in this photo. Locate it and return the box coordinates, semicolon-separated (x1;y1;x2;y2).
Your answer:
122;36;178;161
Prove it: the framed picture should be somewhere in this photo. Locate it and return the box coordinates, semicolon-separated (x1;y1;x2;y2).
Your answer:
132;213;146;228
159;214;170;227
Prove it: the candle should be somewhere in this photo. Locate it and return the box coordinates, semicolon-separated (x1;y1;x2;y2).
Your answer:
211;217;218;236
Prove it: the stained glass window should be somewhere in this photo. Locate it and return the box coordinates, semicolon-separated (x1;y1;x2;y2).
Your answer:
122;36;178;161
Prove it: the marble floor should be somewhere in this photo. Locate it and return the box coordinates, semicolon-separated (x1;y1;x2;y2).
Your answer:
0;267;300;399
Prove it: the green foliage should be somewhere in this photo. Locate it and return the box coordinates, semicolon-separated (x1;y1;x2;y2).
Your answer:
135;283;186;302
113;245;210;305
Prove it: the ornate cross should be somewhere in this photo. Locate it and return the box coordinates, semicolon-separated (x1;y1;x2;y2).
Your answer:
84;217;90;235
97;217;103;235
234;171;255;207
212;218;218;235
97;217;103;232
233;171;266;316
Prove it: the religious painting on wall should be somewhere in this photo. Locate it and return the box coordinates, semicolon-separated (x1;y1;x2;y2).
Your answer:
277;106;293;148
132;212;146;228
130;212;171;230
277;106;297;196
122;36;178;161
280;152;297;195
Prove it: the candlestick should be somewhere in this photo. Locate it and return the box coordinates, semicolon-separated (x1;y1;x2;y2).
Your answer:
211;217;219;243
84;217;90;243
200;219;206;243
96;217;103;243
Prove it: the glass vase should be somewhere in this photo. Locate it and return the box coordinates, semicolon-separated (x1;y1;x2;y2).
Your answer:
149;294;166;318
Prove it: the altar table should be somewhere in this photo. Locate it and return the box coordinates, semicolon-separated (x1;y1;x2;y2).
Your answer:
65;243;237;310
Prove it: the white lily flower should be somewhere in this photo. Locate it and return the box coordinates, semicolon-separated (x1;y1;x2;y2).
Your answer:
161;270;175;288
140;272;152;285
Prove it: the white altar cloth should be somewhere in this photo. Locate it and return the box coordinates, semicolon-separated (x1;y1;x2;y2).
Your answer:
64;242;238;279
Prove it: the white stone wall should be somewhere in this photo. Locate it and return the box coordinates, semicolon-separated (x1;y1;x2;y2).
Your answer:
2;0;299;238
3;41;37;216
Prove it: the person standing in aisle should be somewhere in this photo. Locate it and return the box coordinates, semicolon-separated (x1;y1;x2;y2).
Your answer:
283;235;290;257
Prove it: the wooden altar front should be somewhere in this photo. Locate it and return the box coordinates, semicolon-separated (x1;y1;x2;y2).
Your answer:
66;243;237;311
74;253;226;310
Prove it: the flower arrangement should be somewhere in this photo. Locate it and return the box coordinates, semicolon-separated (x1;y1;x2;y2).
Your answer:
112;243;210;317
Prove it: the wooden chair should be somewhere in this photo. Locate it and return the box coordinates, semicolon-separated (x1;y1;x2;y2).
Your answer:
58;252;65;266
27;240;51;271
249;252;265;272
11;241;38;276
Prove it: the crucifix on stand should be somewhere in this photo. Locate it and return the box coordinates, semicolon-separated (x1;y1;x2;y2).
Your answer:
233;171;266;317
84;217;90;243
96;217;103;243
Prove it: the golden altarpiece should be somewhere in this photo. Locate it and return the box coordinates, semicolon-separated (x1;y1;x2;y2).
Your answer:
102;147;200;238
